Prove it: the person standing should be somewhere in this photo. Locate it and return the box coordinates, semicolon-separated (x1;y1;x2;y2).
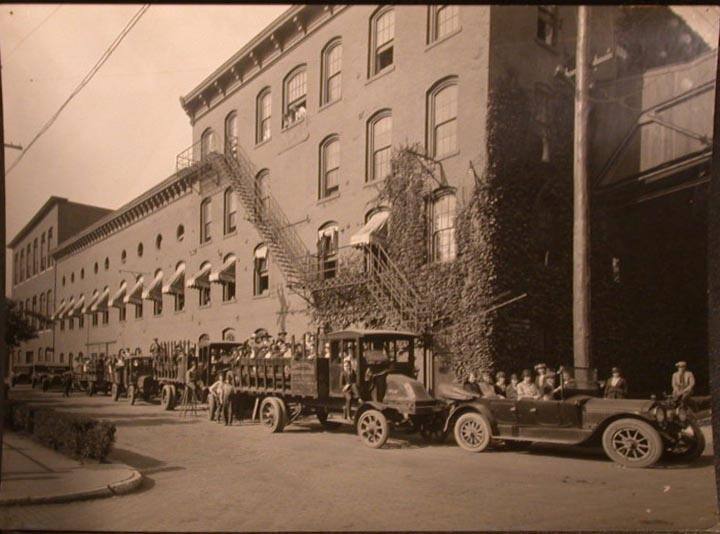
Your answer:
62;370;73;397
220;371;236;425
604;367;628;399
671;361;695;405
341;357;359;420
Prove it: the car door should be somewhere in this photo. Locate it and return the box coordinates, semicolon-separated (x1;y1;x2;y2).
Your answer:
487;399;518;435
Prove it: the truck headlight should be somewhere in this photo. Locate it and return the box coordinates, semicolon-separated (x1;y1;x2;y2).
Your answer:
654;406;666;423
677;407;688;423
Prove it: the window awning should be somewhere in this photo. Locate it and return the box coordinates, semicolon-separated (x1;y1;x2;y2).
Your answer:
83;292;99;315
162;264;186;295
254;245;268;260
58;298;74;320
110;282;127;308
186;263;212;289
142;271;164;302
51;300;68;321
350;210;390;246
209;256;236;284
91;288;110;312
68;295;85;317
124;278;144;306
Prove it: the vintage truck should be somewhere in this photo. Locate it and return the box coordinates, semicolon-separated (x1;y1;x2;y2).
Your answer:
73;355;111;396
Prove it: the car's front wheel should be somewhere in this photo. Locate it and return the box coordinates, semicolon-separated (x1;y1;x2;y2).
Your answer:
602;418;663;468
454;412;492;453
357;409;389;449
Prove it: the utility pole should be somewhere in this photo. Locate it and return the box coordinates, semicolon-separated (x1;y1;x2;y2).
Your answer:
573;6;592;375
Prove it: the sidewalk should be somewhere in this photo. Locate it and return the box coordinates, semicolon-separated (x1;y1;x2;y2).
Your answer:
0;432;142;506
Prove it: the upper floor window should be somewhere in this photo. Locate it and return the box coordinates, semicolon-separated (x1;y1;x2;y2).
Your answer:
253;244;269;297
13;253;18;285
176;225;185;242
19;250;24;282
25;244;31;278
370;7;394;76
429;5;460;42
256;88;272;143
104;257;110;271
220;253;237;302
155;234;163;250
225;111;238;156
200;197;212;243
200;128;217;159
32;239;38;275
427;77;458;159
283;66;307;128
224;188;237;234
319;135;340;199
137;243;144;257
81;268;85;279
367;110;392;182
537;6;558;47
40;233;46;271
47;289;52;318
47;227;53;267
431;190;457;263
317;223;339;280
121;250;127;264
198;261;212;307
321;39;342;105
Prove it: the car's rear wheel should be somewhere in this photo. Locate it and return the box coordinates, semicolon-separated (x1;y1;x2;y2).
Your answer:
666;420;706;462
260;397;285;433
602;418;663;468
161;385;175;411
454;412;492;453
357;409;389;449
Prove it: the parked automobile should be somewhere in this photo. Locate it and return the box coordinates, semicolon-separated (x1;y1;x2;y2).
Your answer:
112;354;158;404
437;367;705;468
10;365;32;387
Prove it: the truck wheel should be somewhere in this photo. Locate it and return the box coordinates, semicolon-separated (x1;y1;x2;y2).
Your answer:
357;409;389;449
665;420;706;462
260;397;285;433
161;385;176;411
129;386;137;405
112;384;120;402
454;412;492;453
602;418;663;468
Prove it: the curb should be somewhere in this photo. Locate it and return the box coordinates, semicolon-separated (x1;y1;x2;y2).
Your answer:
0;469;143;506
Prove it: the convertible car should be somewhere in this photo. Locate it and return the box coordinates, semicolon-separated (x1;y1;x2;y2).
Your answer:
437;368;705;468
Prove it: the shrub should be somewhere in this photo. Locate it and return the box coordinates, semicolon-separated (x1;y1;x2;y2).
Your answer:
6;401;116;461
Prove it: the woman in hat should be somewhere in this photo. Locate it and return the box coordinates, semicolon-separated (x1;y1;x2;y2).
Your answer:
604;366;628;399
516;369;542;400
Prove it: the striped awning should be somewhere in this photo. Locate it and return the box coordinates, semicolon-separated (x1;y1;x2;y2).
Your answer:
83;292;100;314
51;300;68;321
162;264;185;295
91;288;110;312
124;277;144;306
209;256;236;284
186;263;211;290
350;210;389;246
110;282;127;308
142;271;164;302
68;295;85;317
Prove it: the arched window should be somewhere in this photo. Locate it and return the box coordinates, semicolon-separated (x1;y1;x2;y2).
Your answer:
431;190;457;262
317;222;339;280
19;250;24;282
319;135;340;199
39;293;46;327
156;234;163;250
221;253;236;302
283;65;307;128
80;268;85;279
428;5;460;43
137;242;144;257
256;87;271;143
224;188;237;235
47;227;54;268
40;232;46;271
152;270;163;316
172;261;186;312
198;261;212;307
253;244;269;296
369;7;394;76
225;111;238;156
121;250;127;264
104;257;110;271
200;197;212;243
367;110;392;182
199;333;210;347
427;77;459;158
200;128;217;159
222;328;236;342
255;169;269;216
46;289;52;318
71;272;75;283
33;238;38;275
321;39;342;105
176;225;185;242
94;262;99;274
62;275;66;287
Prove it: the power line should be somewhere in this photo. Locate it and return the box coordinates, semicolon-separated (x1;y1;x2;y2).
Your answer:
6;5;63;59
6;4;150;176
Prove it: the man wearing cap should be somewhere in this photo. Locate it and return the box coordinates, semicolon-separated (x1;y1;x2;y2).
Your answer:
671;361;695;405
604;367;628;399
517;369;542;400
534;363;548;390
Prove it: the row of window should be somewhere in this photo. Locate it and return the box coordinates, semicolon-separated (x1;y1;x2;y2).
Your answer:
18;290;53;331
13;227;54;286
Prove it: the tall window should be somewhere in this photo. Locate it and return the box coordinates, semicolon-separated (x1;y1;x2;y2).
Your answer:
255;169;269;216
200;198;212;243
319;135;340;198
222;254;237;302
225;111;238;156
135;301;143;319
46;290;52;318
429;5;460;42
174;262;186;312
198;262;211;307
224;188;237;234
253;244;269;296
283;66;307;128
317;223;339;280
39;294;46;328
79;314;84;329
40;233;46;271
32;296;37;328
256;88;272;143
26;244;31;278
13;253;18;285
47;227;53;267
431;190;457;262
32;238;38;275
19;250;24;282
200;128;217;159
370;7;394;76
428;78;458;158
321;39;342;105
537;6;558;47
119;304;127;322
367;110;392;182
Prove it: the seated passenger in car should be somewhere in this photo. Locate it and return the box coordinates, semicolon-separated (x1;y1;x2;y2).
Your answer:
494;371;507;396
463;372;481;396
479;371;500;397
516;369;542;400
541;370;562;400
505;373;519;400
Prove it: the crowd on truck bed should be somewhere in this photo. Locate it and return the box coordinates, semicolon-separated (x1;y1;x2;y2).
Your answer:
460;361;697;404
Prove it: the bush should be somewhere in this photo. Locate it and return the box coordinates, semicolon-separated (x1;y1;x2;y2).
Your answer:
6;401;116;461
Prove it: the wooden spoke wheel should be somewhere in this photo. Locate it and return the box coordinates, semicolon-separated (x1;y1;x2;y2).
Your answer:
357;409;389;449
453;412;492;453
260;397;285;433
161;385;176;411
602;418;663;468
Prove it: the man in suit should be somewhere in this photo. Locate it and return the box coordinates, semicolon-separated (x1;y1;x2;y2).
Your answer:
671;361;695;405
604;367;628;399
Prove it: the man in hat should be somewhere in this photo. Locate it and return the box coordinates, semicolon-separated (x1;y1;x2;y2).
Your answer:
534;363;548;390
517;369;542;400
341;355;359;420
604;367;628;399
671;361;695;405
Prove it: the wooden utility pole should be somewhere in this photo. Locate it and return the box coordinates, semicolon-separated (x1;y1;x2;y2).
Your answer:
573;6;592;372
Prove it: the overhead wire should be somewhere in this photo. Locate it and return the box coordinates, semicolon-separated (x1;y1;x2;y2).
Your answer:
6;4;150;176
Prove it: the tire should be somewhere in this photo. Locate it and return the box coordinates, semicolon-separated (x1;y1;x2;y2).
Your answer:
602;418;664;468
317;408;341;430
454;412;492;453
161;385;176;411
357;409;389;449
665;420;706;463
112;384;120;402
129;385;137;405
260;397;285;433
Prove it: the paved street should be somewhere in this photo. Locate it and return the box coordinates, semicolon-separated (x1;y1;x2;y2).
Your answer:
1;386;716;531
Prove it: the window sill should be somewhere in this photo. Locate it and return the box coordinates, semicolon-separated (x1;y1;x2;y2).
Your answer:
425;27;462;51
255;137;272;149
174;309;186;315
366;65;395;86
433;149;461;163
199;304;212;310
253;293;271;301
223;229;238;240
222;298;237;306
363;177;387;190
316;192;340;206
534;37;559;55
199;239;213;249
318;97;342;113
281;117;306;133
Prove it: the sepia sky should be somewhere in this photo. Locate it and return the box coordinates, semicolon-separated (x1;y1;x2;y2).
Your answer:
1;3;289;291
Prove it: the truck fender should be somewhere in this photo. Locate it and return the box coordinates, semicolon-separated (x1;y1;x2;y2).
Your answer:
353;401;388;427
442;402;496;434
